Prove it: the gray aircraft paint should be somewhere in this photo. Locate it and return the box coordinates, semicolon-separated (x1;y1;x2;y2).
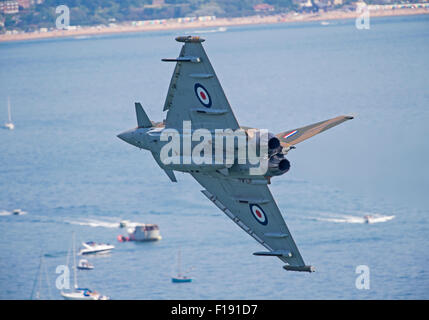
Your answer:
118;36;353;272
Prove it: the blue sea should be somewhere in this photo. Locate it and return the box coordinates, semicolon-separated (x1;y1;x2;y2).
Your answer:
1;15;428;299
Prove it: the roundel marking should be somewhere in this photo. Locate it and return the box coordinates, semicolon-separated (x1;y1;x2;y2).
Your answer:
249;204;268;225
194;83;212;108
283;130;298;139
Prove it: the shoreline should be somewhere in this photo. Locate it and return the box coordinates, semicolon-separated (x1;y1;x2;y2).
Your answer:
0;8;428;43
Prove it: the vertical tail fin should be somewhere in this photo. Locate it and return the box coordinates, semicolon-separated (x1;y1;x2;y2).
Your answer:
135;102;152;128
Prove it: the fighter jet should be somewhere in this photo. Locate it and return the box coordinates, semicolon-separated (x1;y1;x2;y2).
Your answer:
118;36;353;272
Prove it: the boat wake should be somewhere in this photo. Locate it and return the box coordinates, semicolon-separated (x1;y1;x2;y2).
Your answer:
65;218;120;229
310;212;395;224
187;27;227;34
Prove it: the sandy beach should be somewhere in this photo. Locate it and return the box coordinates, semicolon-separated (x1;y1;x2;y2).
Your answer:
0;7;428;43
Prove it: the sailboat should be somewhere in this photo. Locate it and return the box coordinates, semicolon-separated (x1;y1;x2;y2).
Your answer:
171;249;192;283
4;97;14;130
61;233;110;300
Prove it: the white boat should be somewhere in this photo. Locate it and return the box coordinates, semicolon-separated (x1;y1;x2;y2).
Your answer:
78;241;115;255
61;233;110;300
12;209;26;215
119;220;141;228
61;288;109;300
77;259;94;270
119;220;131;228
127;224;162;241
364;215;373;224
4;97;14;130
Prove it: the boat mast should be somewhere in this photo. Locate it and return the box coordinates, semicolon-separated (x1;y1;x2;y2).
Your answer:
30;253;52;300
72;232;78;289
43;255;53;299
7;97;11;123
30;253;43;299
178;249;181;276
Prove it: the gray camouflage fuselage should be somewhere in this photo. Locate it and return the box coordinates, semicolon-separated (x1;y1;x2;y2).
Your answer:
117;36;353;272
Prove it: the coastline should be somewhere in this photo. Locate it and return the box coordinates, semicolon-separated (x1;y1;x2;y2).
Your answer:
0;8;428;43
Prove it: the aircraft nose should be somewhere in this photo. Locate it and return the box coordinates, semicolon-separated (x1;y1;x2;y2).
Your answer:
117;130;134;145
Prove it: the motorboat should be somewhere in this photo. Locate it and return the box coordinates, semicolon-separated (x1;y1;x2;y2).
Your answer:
4;122;14;130
364;214;395;224
119;220;131;228
119;220;141;228
78;241;114;255
118;224;162;242
364;215;373;224
128;224;162;241
61;233;110;300
77;259;94;270
12;209;26;215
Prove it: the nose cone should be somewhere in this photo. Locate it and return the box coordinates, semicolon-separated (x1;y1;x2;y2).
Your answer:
117;129;135;145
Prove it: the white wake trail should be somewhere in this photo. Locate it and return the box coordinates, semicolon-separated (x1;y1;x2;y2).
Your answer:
311;212;395;224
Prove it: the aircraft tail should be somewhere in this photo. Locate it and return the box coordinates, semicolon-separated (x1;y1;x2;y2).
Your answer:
135;102;152;128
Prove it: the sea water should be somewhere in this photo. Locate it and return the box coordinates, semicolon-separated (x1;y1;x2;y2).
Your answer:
0;15;428;299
